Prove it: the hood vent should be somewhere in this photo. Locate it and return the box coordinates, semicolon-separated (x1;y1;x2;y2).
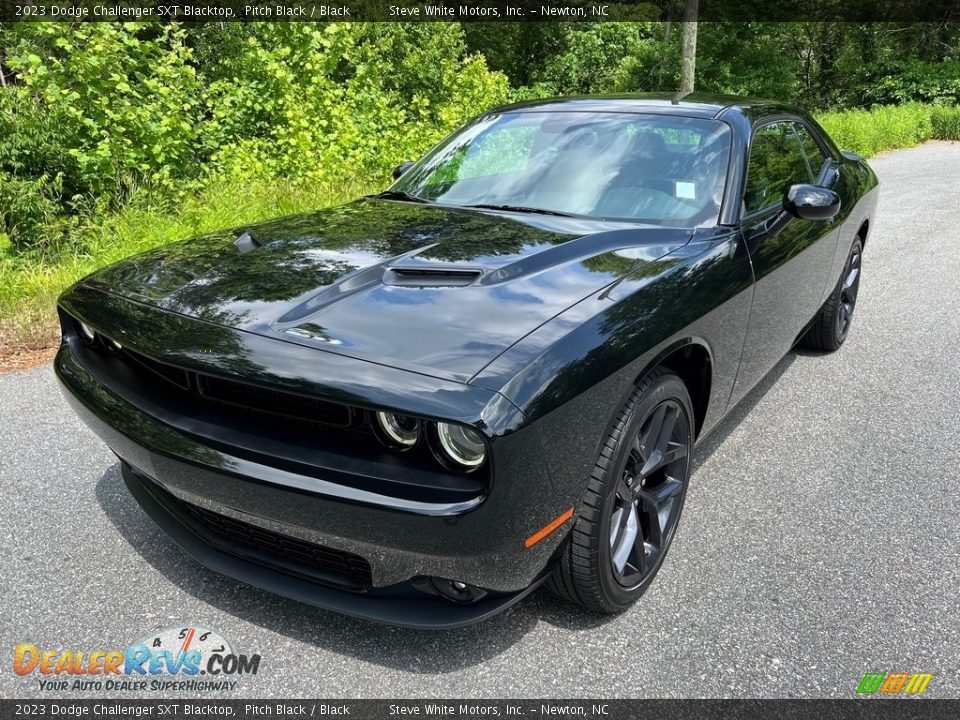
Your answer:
384;267;482;287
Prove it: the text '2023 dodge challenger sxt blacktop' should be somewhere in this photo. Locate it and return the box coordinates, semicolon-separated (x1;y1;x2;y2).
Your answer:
56;94;877;628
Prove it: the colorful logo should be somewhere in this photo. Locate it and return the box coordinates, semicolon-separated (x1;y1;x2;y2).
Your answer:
856;672;933;695
13;626;260;692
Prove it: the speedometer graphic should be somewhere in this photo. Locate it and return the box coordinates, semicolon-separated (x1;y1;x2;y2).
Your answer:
135;625;235;658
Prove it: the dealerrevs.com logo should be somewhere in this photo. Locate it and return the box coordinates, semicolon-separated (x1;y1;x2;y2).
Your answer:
13;626;261;693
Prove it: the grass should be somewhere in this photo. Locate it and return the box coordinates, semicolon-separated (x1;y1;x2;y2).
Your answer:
2;101;960;368
815;102;960;158
0;174;373;363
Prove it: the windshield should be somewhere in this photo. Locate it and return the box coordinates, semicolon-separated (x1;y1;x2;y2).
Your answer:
391;111;732;227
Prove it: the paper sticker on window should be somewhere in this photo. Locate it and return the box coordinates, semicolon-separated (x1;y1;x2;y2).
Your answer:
675;181;696;200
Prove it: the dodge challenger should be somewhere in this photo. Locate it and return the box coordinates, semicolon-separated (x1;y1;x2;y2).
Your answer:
56;94;878;627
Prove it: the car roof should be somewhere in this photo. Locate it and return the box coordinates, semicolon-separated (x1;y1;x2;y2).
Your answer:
490;92;799;121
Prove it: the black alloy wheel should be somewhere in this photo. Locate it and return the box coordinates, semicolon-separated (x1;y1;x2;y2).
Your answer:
608;399;689;589
547;367;694;613
836;240;862;341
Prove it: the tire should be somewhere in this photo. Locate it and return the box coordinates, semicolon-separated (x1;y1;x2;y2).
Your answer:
802;237;863;352
546;367;694;613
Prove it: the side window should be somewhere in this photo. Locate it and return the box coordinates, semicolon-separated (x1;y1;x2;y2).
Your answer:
743;122;812;213
793;123;828;181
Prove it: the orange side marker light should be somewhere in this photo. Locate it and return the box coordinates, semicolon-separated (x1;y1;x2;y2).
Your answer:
525;506;575;548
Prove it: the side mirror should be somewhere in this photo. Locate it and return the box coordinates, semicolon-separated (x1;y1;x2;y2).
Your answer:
784;183;841;221
392;160;414;180
763;184;841;237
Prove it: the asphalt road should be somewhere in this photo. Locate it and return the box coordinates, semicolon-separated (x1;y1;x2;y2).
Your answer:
2;142;959;700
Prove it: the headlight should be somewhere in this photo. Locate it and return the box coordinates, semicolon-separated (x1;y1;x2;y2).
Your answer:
77;321;96;343
435;422;486;469
374;411;420;450
105;337;123;352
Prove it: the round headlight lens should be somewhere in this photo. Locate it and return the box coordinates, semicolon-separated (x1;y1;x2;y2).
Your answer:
77;321;95;343
375;412;420;449
435;422;486;469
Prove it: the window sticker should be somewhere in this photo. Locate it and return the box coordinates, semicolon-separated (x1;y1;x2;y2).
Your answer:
675;181;696;200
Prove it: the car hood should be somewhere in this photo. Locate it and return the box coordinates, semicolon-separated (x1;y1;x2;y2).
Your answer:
83;199;693;381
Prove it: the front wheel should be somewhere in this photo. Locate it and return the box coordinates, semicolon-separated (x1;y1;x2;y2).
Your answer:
546;368;694;613
802;237;863;351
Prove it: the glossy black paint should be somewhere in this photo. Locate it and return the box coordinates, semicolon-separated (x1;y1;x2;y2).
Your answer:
785;184;842;221
56;94;879;626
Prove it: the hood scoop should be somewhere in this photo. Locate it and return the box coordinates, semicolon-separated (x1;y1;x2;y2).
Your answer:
383;267;482;287
274;263;482;327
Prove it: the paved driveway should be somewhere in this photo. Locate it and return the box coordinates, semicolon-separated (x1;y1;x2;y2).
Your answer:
2;143;958;699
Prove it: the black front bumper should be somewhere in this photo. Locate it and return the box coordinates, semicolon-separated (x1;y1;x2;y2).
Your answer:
121;462;544;629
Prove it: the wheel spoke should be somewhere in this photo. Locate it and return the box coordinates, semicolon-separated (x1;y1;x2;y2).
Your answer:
654;405;679;455
610;504;638;575
640;441;687;477
637;403;666;458
628;530;650;575
639;498;663;550
843;265;859;293
648;476;685;505
609;505;627;551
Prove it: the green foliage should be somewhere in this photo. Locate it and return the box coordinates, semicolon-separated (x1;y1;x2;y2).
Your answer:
931;105;960;140
816;103;935;157
814;102;960;157
5;24;203;200
0;22;507;250
865;60;960;106
0;172;65;248
695;23;800;101
534;23;659;94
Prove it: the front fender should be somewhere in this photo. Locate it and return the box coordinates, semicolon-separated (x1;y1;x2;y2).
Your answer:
471;230;754;499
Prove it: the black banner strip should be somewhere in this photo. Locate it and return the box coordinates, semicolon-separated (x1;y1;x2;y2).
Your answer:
2;700;960;720
2;0;960;23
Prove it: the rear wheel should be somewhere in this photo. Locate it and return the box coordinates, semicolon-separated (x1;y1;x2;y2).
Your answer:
547;368;694;613
802;237;863;351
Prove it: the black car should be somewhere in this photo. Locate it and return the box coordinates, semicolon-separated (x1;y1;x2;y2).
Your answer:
56;94;878;627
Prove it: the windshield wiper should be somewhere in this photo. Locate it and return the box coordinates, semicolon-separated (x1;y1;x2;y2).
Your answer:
464;203;578;218
371;190;429;203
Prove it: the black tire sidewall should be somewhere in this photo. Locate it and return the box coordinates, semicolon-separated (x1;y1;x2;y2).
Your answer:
594;372;694;608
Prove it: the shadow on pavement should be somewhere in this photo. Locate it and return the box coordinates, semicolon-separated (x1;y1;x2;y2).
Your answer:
689;350;799;474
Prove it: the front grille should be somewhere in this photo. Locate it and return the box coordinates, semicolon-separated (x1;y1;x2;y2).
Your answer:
196;372;352;427
165;487;373;591
120;346;352;428
125;348;190;390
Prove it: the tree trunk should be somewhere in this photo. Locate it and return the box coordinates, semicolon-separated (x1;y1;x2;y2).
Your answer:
658;21;673;89
680;0;698;94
